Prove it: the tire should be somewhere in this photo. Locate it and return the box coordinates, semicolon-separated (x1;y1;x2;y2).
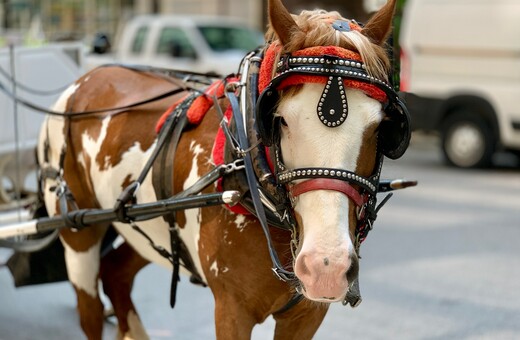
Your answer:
441;111;495;168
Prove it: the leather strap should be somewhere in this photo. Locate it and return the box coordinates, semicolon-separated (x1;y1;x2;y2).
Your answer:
227;90;294;282
290;178;365;207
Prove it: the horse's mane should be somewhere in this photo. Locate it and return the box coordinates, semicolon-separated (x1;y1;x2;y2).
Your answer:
265;9;390;82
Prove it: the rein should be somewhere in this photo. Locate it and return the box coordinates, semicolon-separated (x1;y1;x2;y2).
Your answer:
0;65;217;117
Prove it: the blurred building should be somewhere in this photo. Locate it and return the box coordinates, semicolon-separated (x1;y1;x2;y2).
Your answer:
0;0;394;46
0;0;262;45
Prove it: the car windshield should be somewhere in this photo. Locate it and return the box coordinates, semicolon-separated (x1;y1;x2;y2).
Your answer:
197;25;264;52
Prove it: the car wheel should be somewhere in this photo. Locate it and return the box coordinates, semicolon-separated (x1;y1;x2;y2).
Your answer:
441;111;495;168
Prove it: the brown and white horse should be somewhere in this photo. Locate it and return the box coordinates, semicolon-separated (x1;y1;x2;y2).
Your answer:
37;0;405;338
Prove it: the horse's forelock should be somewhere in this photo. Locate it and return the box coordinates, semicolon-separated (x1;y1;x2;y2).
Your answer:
265;9;390;82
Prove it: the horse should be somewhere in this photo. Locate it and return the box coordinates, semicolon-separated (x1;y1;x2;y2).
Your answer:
36;0;410;338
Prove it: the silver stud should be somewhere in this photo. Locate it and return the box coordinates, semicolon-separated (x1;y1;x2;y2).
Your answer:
329;109;335;115
330;170;336;176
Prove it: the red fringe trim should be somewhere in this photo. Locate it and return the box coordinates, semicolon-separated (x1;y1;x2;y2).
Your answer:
258;44;387;103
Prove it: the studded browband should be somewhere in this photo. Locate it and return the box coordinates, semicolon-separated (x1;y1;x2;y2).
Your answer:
271;53;399;128
274;54;394;98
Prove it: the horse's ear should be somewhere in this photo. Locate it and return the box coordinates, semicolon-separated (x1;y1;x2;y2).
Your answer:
268;0;301;45
361;0;397;45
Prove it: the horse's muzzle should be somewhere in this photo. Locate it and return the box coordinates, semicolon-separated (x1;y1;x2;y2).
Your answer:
294;249;359;302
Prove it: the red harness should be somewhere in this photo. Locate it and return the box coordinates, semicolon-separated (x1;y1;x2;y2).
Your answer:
156;77;251;215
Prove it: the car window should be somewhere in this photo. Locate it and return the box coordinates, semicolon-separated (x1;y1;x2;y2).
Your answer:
197;26;263;52
156;27;197;58
131;26;149;54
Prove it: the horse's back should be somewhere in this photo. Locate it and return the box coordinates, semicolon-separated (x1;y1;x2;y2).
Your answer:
37;65;186;215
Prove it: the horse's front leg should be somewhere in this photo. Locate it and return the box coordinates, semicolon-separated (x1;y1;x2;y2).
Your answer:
100;239;150;340
272;300;329;340
214;292;258;340
60;226;108;340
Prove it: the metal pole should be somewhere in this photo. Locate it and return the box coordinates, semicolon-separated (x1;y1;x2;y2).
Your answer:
9;44;23;222
0;191;241;239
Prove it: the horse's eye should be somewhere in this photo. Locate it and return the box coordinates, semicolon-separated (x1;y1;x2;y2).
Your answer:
280;117;288;127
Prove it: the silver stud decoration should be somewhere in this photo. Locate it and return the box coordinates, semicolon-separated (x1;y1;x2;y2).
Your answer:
316;76;348;127
274;55;392;93
277;167;377;194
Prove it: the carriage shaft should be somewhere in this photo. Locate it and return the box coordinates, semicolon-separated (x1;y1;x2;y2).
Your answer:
0;191;240;239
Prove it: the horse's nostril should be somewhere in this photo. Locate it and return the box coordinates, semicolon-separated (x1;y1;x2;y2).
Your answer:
295;254;312;279
346;255;359;283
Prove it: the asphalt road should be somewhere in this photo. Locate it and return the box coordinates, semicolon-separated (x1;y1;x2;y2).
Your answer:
1;134;519;340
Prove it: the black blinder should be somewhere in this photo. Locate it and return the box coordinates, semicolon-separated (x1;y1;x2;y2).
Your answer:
378;98;411;160
256;86;281;146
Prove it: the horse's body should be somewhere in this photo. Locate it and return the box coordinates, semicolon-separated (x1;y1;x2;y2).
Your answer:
37;0;407;338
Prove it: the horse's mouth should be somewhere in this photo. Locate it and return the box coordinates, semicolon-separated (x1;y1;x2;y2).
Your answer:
295;283;344;303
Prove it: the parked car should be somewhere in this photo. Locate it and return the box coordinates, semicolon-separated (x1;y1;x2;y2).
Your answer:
86;15;264;76
400;0;520;167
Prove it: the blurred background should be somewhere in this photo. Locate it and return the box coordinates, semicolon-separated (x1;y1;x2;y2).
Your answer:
1;0;519;339
0;0;387;45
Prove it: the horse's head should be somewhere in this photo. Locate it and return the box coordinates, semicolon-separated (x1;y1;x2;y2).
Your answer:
257;0;409;303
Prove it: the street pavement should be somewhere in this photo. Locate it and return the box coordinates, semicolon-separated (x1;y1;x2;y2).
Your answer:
1;133;519;340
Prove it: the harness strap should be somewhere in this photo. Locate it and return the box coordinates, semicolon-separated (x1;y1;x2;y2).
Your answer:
273;293;305;315
151;94;206;308
112;93;197;222
0;81;187;117
226;90;294;282
290;178;366;207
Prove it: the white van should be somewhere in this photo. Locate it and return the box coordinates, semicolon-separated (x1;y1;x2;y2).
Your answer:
399;0;520;167
86;15;264;76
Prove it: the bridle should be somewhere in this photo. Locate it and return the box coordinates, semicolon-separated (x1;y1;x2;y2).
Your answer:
255;44;411;250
